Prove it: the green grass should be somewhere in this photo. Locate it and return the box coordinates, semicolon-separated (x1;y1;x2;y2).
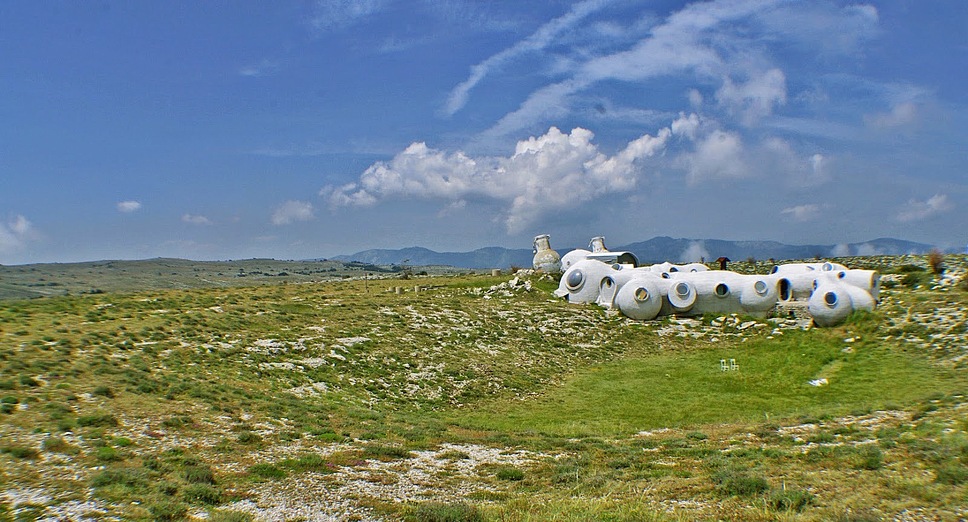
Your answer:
453;328;961;436
1;255;966;520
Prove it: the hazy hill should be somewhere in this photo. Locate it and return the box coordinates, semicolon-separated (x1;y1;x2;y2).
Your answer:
334;236;940;268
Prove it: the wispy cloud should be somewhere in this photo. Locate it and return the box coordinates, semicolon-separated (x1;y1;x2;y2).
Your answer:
865;101;918;129
444;0;614;116
310;0;385;32
479;0;882;140
239;59;280;77
117;200;142;213
271;200;315;225
896;194;953;222
781;203;823;222
182;214;212;225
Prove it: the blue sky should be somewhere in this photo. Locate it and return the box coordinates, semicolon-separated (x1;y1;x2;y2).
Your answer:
1;0;966;264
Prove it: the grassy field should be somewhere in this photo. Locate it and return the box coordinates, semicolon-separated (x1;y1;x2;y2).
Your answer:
0;255;965;521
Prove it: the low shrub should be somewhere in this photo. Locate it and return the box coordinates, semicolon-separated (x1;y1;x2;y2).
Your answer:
363;444;412;460
711;469;769;496
768;488;814;512
852;445;883;470
495;466;525;481
406;501;484;522
147;500;187;521
1;445;39;459
183;464;217;485
182;483;222;505
248;463;286;479
92;385;114;398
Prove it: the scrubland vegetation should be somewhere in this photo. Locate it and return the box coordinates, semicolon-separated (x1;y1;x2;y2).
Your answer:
0;255;966;521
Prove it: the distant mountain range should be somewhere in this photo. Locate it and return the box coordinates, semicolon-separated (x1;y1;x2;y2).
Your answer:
331;236;942;269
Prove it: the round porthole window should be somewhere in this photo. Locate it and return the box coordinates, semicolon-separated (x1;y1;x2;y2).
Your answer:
715;283;729;297
675;282;690;297
634;287;650;302
824;291;837;306
565;269;584;290
753;280;768;295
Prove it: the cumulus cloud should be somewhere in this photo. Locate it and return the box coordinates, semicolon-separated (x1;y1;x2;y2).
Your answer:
679;130;747;185
324;125;670;233
680;241;710;263
896;194;953;222
271;200;315;225
117;200;142;213
781;203;822;222
0;215;35;254
182;214;212;225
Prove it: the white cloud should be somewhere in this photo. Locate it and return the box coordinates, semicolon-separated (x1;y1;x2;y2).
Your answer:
182;214;212;225
680;241;709;263
865;101;918;129
271;201;315;225
715;68;787;124
445;0;613;116
117;200;142;213
781;204;822;222
324;125;670;233
310;0;384;32
436;199;467;218
688;89;703;108
680;130;747;185
239;59;279;77
896;194;953;222
671;112;700;140
0;215;35;254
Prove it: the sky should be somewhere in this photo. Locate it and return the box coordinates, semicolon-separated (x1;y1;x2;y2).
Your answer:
1;0;967;264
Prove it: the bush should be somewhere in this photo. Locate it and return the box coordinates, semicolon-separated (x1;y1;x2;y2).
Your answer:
90;468;145;488
183;464;217;485
852;445;883;470
495;466;524;481
95;446;121;461
363;444;413;460
901;271;931;288
248;463;286;479
927;249;944;275
712;469;769;496
0;445;39;459
42;436;78;454
92;385;114;398
935;462;968;485
147;500;187;521
406;501;484;522
768;488;814;512
182;483;222;505
236;430;261;444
